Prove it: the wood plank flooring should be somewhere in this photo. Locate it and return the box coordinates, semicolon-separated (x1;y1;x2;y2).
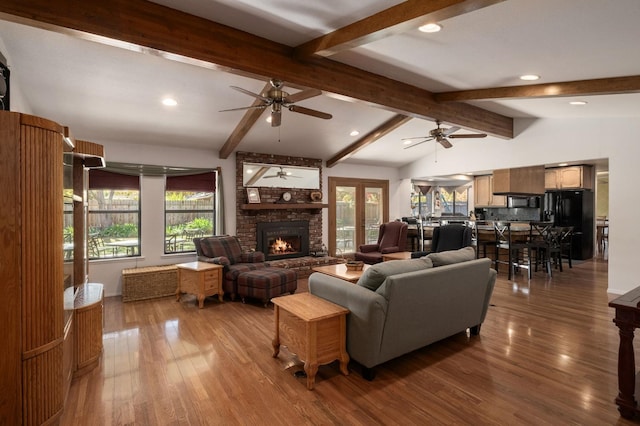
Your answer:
61;256;637;425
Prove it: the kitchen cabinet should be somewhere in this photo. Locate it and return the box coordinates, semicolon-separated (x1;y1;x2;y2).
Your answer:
545;166;593;190
493;165;545;195
475;175;506;207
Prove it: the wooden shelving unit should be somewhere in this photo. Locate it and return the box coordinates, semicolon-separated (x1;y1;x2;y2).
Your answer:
241;203;328;210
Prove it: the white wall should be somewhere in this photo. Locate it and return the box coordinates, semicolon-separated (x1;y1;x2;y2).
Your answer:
401;117;639;295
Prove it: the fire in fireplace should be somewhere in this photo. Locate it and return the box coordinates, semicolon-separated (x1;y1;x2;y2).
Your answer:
256;220;309;261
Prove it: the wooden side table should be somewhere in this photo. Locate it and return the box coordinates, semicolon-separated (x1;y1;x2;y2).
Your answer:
609;286;640;419
382;251;413;261
312;263;369;283
272;293;349;390
176;261;224;308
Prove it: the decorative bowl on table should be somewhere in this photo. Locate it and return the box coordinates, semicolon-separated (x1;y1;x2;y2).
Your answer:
345;260;364;271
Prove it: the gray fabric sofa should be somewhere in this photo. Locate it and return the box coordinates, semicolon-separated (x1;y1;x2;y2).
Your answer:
308;247;496;379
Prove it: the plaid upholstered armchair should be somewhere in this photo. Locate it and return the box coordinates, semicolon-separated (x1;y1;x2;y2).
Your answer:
193;235;267;300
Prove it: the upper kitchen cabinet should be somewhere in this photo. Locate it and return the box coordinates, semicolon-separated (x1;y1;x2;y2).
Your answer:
493;165;545;196
545;166;594;190
475;175;506;207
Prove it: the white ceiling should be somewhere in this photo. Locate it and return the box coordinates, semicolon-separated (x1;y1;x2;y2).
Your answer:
0;0;638;169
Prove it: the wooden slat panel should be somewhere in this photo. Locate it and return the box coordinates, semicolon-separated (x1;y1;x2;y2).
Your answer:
18;114;65;426
0;111;23;426
20;119;64;352
22;344;64;426
75;139;105;157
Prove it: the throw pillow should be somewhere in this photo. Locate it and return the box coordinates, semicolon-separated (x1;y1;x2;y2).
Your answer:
357;257;433;291
427;246;476;267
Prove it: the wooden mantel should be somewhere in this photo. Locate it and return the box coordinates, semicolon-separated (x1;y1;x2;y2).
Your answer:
241;203;328;210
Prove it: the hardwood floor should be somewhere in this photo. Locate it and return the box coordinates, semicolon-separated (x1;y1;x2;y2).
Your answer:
62;256;635;425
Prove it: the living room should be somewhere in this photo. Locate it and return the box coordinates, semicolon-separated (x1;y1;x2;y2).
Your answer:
1;1;639;424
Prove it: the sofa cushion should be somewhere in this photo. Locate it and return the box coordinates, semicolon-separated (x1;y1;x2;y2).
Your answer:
357;257;432;291
426;246;476;267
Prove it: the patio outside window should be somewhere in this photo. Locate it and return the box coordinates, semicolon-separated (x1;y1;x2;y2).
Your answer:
164;172;216;254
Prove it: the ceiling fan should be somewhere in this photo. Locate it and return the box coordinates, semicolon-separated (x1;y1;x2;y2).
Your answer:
402;120;487;149
220;79;332;127
263;166;301;180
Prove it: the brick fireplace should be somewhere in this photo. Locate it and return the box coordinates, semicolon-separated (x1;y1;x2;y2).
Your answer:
235;152;324;254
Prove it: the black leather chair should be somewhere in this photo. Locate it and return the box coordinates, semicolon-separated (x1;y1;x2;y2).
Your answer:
411;224;473;258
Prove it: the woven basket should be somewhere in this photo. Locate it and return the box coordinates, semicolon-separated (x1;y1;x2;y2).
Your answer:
122;265;178;302
345;261;364;271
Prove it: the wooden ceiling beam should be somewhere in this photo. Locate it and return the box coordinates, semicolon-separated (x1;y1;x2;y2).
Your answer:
0;0;513;140
326;115;412;168
295;0;505;58
435;75;640;102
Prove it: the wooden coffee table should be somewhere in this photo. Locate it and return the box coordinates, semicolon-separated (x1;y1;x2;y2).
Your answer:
382;251;413;261
272;293;349;390
312;263;369;283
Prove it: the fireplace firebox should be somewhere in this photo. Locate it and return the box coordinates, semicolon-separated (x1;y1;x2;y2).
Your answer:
256;220;309;261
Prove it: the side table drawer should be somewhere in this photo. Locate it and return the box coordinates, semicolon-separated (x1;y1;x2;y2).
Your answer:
203;270;220;291
279;309;307;360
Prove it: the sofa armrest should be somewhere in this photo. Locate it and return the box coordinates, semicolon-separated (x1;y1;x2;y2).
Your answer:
197;255;230;266
479;268;497;322
358;243;380;253
308;272;388;368
240;251;265;263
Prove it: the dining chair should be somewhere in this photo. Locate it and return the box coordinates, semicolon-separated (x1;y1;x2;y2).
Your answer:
529;221;554;276
548;226;574;271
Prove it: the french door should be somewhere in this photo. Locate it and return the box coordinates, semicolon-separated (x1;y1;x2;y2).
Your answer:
328;177;389;257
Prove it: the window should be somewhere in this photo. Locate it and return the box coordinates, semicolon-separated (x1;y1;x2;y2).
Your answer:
439;186;469;215
88;169;141;259
165;171;216;254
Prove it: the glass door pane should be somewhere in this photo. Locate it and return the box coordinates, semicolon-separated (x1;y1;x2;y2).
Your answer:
364;187;383;244
336;186;356;254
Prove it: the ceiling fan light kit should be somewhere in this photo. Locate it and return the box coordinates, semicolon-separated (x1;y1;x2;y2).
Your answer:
220;79;332;127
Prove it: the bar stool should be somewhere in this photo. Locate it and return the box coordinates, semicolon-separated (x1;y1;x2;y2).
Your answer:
529;221;554;276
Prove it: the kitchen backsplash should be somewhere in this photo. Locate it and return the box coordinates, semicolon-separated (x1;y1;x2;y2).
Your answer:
475;207;541;222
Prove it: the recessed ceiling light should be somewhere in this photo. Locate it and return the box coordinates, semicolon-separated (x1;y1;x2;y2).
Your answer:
162;97;177;106
558;163;568;167
519;74;540;81
403;140;413;145
569;101;588;105
350;130;360;136
418;23;442;33
266;116;272;123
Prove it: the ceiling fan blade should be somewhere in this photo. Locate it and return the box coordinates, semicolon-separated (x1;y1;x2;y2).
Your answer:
442;126;461;136
219;105;266;113
271;109;282;127
286;88;322;104
288;105;332;120
448;133;488;139
231;85;270;102
403;138;432;149
401;136;430;141
437;137;453;148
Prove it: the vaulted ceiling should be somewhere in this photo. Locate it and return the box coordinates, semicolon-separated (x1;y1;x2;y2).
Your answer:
0;0;638;168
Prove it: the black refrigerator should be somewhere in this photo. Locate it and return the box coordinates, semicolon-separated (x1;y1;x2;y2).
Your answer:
543;190;594;260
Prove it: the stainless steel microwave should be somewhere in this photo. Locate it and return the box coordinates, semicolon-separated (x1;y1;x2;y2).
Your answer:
507;196;540;208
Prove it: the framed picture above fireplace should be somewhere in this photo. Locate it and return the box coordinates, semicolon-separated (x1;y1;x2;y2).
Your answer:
247;188;261;203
